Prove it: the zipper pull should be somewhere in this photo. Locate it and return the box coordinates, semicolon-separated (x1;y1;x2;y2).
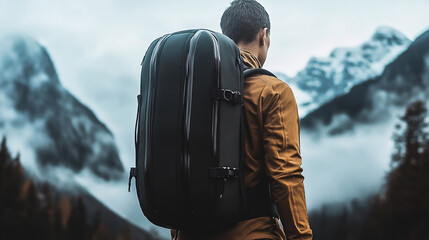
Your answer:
128;167;137;192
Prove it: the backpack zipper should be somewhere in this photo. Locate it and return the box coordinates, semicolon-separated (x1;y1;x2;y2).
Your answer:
145;34;169;170
144;33;170;210
183;30;205;211
206;32;224;200
207;31;221;168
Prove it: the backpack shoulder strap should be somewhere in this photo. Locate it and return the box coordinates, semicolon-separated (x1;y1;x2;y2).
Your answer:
240;66;280;221
243;68;277;79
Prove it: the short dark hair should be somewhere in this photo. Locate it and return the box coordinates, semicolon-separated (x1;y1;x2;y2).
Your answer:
220;0;271;44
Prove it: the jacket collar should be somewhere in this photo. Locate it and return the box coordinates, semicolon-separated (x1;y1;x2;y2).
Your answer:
240;49;262;69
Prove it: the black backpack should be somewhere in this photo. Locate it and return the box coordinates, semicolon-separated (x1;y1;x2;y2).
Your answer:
129;29;278;233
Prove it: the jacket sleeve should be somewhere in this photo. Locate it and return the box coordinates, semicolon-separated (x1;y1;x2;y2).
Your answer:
261;82;313;240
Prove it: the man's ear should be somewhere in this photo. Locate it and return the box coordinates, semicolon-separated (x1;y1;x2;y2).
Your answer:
259;28;268;47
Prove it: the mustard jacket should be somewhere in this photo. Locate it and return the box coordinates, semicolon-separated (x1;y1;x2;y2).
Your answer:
172;50;312;240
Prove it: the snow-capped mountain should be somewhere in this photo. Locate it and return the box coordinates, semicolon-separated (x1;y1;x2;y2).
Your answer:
301;28;429;133
0;34;124;181
0;34;168;238
285;26;411;116
298;28;429;209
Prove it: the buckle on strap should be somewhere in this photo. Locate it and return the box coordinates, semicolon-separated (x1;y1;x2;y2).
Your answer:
209;167;239;179
211;89;243;105
223;89;234;101
209;167;240;199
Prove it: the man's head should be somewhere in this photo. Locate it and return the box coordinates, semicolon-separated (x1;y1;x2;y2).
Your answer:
220;0;271;65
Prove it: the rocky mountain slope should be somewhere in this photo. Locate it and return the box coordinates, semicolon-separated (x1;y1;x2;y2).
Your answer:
285;26;412;116
301;28;429;134
0;34;124;181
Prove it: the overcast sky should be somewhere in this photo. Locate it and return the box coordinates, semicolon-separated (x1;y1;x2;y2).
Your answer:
1;0;428;196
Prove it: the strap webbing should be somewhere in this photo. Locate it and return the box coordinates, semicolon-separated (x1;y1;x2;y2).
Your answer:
241;180;279;221
243;68;277;79
211;88;243;105
240;67;278;220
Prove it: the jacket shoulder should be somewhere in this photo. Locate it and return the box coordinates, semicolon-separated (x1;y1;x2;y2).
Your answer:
249;74;293;96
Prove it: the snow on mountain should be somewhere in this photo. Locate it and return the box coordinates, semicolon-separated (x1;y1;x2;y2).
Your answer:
0;34;170;238
300;28;429;209
288;26;411;117
0;34;124;181
301;28;429;133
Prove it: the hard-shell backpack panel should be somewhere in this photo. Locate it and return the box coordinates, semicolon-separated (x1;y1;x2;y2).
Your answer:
133;29;243;231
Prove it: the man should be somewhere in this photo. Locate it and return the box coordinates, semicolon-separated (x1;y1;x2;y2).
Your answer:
172;0;312;239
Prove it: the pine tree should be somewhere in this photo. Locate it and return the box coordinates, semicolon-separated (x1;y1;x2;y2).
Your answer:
0;137;8;176
0;138;134;240
91;223;112;240
40;182;56;240
0;137;26;239
66;197;89;240
375;100;429;239
392;100;428;166
116;226;134;240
